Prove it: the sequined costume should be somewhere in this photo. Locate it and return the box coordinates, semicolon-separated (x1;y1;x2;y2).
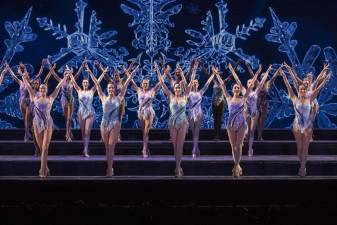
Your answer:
137;89;155;121
33;97;53;133
293;100;312;134
227;98;246;131
188;91;203;122
101;97;121;132
169;97;188;129
60;81;74;106
78;90;95;120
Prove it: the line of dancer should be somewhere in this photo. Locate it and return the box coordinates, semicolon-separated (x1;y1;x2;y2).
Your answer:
0;58;330;178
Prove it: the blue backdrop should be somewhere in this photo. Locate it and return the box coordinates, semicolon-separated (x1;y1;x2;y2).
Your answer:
0;0;336;129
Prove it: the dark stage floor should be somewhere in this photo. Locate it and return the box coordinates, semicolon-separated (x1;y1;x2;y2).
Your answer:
1;129;337;225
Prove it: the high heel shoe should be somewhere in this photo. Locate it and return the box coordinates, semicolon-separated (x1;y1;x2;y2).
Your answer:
175;167;184;178
192;148;200;159
142;148;150;158
232;165;242;178
106;168;114;177
248;148;254;158
83;149;90;158
298;167;307;177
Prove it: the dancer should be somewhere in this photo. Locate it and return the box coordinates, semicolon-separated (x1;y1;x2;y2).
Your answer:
280;65;330;177
69;63;108;157
283;63;329;122
214;63;261;178
6;60;46;142
21;63;66;178
49;60;87;142
249;65;281;141
245;64;280;157
88;64;138;176
129;68;168;158
188;69;215;158
154;60;199;178
97;60;136;141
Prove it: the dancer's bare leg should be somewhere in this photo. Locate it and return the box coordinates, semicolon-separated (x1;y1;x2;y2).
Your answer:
105;125;120;177
175;123;188;178
83;115;94;157
142;116;153;158
190;119;201;158
234;126;246;177
299;129;312;177
257;104;268;140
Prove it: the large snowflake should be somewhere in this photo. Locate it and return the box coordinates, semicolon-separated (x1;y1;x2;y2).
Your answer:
265;7;337;128
121;0;182;128
36;0;129;72
0;7;37;128
180;0;265;70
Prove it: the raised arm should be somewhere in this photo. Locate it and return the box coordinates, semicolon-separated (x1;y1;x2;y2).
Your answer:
176;64;188;88
119;65;139;98
283;63;301;90
185;60;199;95
49;78;66;101
312;64;329;89
310;72;330;101
88;67;105;101
228;63;246;93
74;59;87;80
265;66;281;91
243;67;260;99
213;66;230;100
153;64;170;93
34;59;47;80
6;64;21;85
50;65;62;82
200;72;215;96
280;69;295;100
89;66;109;93
154;63;172;97
21;70;35;100
69;72;81;92
43;64;57;84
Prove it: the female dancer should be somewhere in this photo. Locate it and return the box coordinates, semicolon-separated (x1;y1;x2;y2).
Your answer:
214;64;261;177
129;68;168;158
200;62;225;140
283;63;329;122
154;60;198;178
6;60;46;142
88;64;138;176
187;70;215;158
280;65;330;177
21;63;66;178
244;64;280;157
252;66;282;141
97;60;136;141
50;61;87;142
70;63;108;157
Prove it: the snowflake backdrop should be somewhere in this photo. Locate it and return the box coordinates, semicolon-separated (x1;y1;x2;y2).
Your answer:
0;0;336;129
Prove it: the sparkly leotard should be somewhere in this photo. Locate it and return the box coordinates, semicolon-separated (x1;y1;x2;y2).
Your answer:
227;98;246;131
169;97;188;129
137;89;155;121
60;81;74;106
78;90;95;120
101;97;121;132
293;100;312;134
19;82;30;107
188;91;203;122
257;88;269;113
246;91;258;118
33;97;53;133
